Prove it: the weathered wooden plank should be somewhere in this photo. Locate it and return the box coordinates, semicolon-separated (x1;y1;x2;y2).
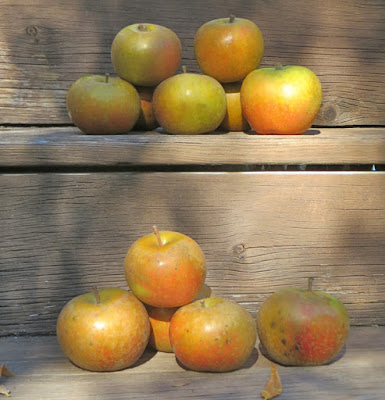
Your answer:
0;172;384;336
0;127;384;167
1;327;384;399
0;0;384;126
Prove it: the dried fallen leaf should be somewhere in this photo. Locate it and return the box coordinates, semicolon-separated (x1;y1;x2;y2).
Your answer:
0;365;15;378
0;364;15;397
261;362;282;400
0;385;11;397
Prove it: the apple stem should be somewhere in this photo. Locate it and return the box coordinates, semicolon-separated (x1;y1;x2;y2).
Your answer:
275;63;283;71
137;24;147;32
182;65;187;74
93;286;101;304
229;14;236;23
308;277;314;292
153;225;162;247
105;73;110;84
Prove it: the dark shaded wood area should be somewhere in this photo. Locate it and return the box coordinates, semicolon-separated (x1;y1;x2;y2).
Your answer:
1;0;385;126
1;327;384;399
1;171;384;336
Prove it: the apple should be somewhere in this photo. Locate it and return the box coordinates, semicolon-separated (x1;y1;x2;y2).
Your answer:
111;23;182;87
56;287;150;372
169;297;257;372
194;15;264;83
219;81;250;132
256;278;350;366
146;305;179;353
124;225;206;308
66;74;141;134
133;86;159;131
152;67;227;134
146;284;213;353
241;65;322;134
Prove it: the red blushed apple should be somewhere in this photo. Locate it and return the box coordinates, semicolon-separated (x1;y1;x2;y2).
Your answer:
133;86;159;131
241;65;322;134
56;287;150;372
152;67;227;134
169;297;257;372
111;23;182;87
146;284;214;353
194;15;264;83
124;226;206;308
219;81;250;132
66;74;141;134
257;278;350;366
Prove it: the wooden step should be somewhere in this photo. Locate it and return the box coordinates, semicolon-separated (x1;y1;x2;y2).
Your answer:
0;327;383;400
0;127;384;167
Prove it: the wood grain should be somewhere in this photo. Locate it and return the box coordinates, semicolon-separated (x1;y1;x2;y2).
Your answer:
1;172;384;336
0;0;385;126
0;127;384;167
1;327;384;399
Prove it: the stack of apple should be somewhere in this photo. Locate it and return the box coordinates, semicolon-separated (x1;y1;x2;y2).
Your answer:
66;16;322;135
56;226;257;372
57;226;350;374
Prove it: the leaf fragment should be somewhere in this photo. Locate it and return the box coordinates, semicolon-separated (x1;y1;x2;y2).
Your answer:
0;364;15;397
0;365;15;378
0;384;11;397
261;362;282;400
171;381;191;387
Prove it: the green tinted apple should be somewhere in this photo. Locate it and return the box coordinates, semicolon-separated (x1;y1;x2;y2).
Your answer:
66;74;140;134
111;23;182;87
152;67;227;134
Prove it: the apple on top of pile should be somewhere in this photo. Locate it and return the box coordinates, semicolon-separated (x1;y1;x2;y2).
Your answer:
57;225;349;373
66;16;322;136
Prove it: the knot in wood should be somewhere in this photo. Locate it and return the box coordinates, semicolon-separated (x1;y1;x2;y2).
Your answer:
233;243;245;255
26;25;40;43
324;104;337;121
26;25;38;36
